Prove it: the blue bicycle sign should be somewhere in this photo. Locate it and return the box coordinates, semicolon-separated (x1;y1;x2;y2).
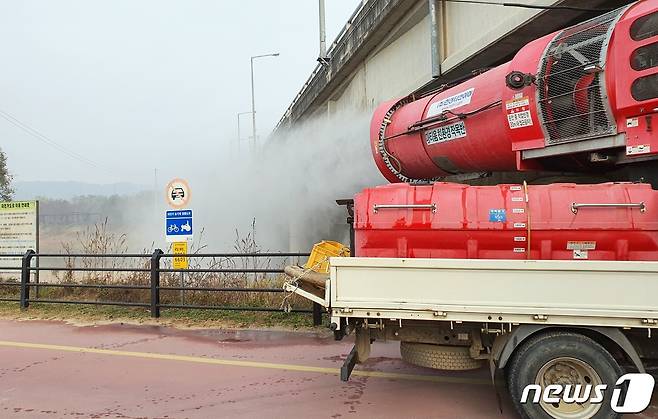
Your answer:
166;209;193;242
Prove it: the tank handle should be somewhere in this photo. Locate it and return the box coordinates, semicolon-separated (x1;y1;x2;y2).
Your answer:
571;202;646;214
373;204;437;214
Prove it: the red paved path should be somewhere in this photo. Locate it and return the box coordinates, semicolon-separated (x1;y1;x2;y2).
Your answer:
0;320;656;418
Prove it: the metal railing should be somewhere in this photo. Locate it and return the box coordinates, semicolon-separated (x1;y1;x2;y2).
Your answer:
0;250;323;325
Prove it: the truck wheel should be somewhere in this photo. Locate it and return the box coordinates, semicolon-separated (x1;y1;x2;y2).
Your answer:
400;342;484;371
507;331;623;419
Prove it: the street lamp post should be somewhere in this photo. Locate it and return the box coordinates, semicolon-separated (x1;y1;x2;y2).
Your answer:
318;0;328;61
250;53;280;150
237;111;252;153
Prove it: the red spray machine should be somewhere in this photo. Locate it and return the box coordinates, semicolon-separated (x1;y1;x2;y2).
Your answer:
353;1;658;261
370;1;658;183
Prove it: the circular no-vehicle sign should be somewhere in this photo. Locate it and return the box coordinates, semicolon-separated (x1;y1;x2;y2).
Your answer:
166;178;191;208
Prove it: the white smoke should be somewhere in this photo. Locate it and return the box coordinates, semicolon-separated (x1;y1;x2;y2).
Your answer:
186;108;385;252
36;108;385;254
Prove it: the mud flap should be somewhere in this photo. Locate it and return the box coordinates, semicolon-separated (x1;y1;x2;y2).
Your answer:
489;356;504;414
341;346;358;382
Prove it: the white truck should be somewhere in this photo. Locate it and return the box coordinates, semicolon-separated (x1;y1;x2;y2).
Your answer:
285;257;658;418
282;2;658;417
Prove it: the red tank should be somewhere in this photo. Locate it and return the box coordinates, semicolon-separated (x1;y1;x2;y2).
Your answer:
371;1;658;183
354;182;658;260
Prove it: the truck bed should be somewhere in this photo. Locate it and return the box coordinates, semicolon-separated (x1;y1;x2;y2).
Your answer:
287;258;658;329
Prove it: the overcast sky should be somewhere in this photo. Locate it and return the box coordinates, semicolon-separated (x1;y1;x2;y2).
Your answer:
0;0;361;185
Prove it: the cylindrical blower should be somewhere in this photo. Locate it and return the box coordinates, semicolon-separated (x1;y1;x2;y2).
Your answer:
354;182;658;261
371;1;658;183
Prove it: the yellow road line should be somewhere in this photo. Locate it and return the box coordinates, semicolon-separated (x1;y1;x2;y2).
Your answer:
0;340;489;385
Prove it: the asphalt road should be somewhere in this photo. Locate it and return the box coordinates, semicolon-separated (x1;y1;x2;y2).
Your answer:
0;319;656;418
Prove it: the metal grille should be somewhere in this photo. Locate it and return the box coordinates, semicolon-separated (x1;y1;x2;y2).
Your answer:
536;6;628;145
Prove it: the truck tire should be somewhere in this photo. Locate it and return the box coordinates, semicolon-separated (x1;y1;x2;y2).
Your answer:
507;331;623;419
400;342;484;371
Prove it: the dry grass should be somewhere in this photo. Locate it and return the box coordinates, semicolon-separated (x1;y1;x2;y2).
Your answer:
0;302;318;329
0;219;311;314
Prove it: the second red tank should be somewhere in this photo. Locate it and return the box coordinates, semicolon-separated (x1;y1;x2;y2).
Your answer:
354;182;658;260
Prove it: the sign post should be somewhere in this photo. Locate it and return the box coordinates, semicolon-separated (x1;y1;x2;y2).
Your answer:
172;241;188;304
166;211;193;305
165;178;193;306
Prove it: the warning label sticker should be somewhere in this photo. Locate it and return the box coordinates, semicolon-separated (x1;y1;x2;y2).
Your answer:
506;96;533;129
489;209;507;223
426;88;475;118
507;110;533;129
505;97;530;110
426;121;467;145
626;117;639;128
567;241;596;250
573;249;588;259
627;144;651;155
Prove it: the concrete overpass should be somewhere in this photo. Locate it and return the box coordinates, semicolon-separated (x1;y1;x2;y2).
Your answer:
275;0;634;128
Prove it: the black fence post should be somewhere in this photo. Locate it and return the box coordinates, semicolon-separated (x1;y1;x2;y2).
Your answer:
150;249;163;318
20;249;35;309
335;199;355;256
312;302;322;326
347;213;355;257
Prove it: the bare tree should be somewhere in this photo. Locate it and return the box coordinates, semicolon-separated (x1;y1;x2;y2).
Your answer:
0;147;13;201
